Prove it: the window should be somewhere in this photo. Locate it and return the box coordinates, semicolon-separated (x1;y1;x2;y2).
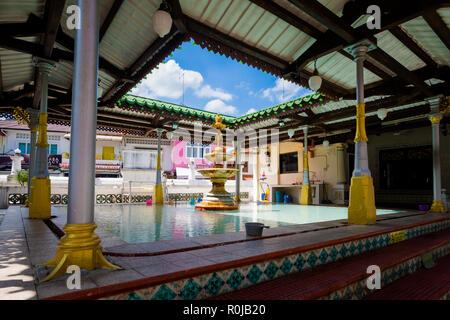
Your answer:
102;146;115;160
18;143;27;154
186;143;210;159
280;152;298;174
49;144;58;155
379;146;432;190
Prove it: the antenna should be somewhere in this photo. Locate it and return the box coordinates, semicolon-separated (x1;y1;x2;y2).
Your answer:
179;70;185;105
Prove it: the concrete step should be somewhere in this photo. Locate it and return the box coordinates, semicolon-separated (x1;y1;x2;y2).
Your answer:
209;229;450;300
363;255;450;300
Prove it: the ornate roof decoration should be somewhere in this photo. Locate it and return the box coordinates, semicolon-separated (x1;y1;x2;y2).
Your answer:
115;92;327;129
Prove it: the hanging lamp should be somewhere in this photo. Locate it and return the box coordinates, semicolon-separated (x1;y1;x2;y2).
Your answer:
308;58;322;91
152;1;172;38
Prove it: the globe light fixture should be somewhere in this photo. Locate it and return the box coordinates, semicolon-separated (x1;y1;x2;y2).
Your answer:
152;7;172;38
308;59;322;91
287;128;295;138
323;139;330;147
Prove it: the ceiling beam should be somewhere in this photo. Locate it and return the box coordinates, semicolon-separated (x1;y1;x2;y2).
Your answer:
367;48;433;95
99;0;124;42
41;0;66;57
185;16;287;70
167;0;187;33
423;10;450;51
289;0;447;70
389;26;437;67
248;0;323;39
32;0;66;109
339;49;391;80
287;0;356;43
105;31;186;105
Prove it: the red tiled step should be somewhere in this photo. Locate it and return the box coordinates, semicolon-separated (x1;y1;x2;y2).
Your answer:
209;229;450;300
363;255;450;300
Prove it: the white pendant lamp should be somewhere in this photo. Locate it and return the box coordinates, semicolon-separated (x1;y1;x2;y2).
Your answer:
308;59;322;92
152;6;172;38
288;128;295;138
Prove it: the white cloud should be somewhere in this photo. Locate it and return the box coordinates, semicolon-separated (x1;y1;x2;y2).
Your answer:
131;60;203;99
204;99;238;115
262;78;306;103
246;108;257;114
195;85;232;101
131;59;234;107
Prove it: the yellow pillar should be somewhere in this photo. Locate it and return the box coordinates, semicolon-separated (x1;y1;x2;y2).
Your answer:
300;151;312;205
153;129;164;204
347;43;376;225
348;103;376;224
428;114;446;213
28;113;51;219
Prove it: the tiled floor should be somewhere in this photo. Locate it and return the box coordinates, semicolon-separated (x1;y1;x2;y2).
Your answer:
0;205;448;300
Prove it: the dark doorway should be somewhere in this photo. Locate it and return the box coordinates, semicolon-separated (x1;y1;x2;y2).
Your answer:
379;145;433;191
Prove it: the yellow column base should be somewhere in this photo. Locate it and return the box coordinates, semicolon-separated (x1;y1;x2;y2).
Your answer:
41;223;121;282
348;175;376;224
153;184;164;204
28;176;51;219
429;200;447;213
300;184;312;205
234;195;241;203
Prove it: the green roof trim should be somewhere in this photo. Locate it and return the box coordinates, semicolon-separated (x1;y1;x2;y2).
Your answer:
120;92;324;126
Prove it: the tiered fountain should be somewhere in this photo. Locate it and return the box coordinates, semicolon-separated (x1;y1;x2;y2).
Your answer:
195;114;239;211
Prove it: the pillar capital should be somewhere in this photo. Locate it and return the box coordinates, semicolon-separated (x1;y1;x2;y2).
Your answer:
429;113;443;125
344;39;377;60
32;57;55;74
425;94;444;112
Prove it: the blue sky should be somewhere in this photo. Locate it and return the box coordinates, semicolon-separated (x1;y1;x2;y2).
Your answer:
129;39;312;117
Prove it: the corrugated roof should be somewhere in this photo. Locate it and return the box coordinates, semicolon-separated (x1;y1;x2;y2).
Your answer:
401;13;450;66
181;0;315;63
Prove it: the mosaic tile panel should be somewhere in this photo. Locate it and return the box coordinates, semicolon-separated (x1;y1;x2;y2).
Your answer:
102;219;450;300
320;243;450;300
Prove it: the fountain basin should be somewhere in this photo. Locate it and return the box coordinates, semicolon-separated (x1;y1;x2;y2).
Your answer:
195;168;239;211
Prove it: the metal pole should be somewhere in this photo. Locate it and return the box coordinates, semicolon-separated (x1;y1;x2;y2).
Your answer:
234;140;241;202
28;58;54;218
41;0;119;282
348;43;376;224
26;108;39;199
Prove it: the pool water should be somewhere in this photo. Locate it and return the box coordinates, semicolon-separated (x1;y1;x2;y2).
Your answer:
59;203;403;243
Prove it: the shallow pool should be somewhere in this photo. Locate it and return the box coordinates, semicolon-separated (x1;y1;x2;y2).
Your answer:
58;203;403;243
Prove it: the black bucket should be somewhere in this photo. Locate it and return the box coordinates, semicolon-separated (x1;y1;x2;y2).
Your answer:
245;222;270;237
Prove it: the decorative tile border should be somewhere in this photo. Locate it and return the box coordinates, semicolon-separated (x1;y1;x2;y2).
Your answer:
320;243;450;300
8;192;249;205
100;218;450;300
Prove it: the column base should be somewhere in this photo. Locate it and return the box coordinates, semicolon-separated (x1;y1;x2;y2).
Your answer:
300;184;312;205
234;195;241;203
41;223;120;282
153;184;164;204
28;176;51;219
348;175;376;225
429;200;447;213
